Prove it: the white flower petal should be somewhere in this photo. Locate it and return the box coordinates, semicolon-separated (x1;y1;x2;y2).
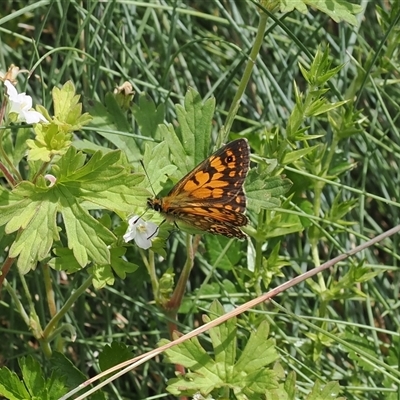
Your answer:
4;80;18;98
16;92;32;109
124;215;159;248
5;80;46;124
22;110;47;124
128;216;141;227
134;232;152;250
145;221;159;238
123;228;137;243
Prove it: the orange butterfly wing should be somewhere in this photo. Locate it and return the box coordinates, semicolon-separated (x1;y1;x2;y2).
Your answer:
147;138;250;239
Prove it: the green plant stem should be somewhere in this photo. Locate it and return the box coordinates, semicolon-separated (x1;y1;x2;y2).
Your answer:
324;134;339;173
165;233;197;316
3;279;30;326
19;269;45;338
42;275;93;339
165;233;199;400
142;249;159;299
32;159;51;184
254;209;267;299
0;160;17;187
43;263;57;317
220;10;268;145
39;339;53;358
4;269;52;357
0;94;6;123
311;181;327;292
0;97;23;182
0;255;15;290
47;323;76;343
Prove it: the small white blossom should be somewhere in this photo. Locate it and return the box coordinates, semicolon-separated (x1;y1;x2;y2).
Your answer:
4;80;47;124
193;394;214;400
44;174;57;187
123;216;158;250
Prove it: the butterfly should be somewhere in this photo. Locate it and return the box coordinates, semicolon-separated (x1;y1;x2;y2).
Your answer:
147;138;250;239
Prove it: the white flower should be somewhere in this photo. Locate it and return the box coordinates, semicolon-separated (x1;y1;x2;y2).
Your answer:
4;80;47;124
123;216;158;250
193;394;214;400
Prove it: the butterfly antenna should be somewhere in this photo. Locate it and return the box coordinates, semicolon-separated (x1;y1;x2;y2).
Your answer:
133;210;148;224
133;161;156;223
140;159;157;197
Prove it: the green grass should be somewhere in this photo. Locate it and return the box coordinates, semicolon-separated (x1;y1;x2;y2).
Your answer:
0;1;400;399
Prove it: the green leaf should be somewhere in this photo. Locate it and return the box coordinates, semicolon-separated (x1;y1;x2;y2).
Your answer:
83;228;136;283
8;198;59;274
109;247;139;279
49;352;86;390
142;141;178;195
300;47;344;88
72;138;115;155
322;262;381;302
205;235;243;270
284;371;297;400
232;321;277;375
55;147;149;211
20;355;46;398
245;170;292;213
2;128;31;166
0;356;68;400
0;196;35;230
279;0;307;13
0;147;149;273
0;146;144;272
27;122;72;162
305;380;344;400
158;123;187;176
280;0;361;26
61;201;114;267
0;366;31;400
99;342;134;372
261;211;304;239
160;88;214;176
88;93;140;163
49;247;82;273
326;194;358;224
46;372;69;400
52;81;92;129
306;99;349;117
132;92;165;140
163;336;221;396
54;145;86;177
91;264;115;289
163;300;280;398
282;145;320;165
176;87;214;166
259;242;288;288
308;0;361;26
27;81;91;162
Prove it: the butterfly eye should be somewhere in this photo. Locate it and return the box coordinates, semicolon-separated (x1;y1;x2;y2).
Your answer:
148;198;162;212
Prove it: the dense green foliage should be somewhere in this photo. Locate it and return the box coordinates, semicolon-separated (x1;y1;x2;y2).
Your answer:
0;1;399;399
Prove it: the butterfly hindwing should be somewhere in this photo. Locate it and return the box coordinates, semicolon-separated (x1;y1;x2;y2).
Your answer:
147;138;250;239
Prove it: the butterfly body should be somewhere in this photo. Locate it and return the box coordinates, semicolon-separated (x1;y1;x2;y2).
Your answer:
147;138;250;239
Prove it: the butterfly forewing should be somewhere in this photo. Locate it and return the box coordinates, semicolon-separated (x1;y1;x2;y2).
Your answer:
148;138;250;239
